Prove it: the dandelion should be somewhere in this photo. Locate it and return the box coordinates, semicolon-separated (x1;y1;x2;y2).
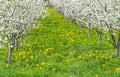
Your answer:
89;54;92;57
6;64;10;67
36;64;39;67
39;67;42;69
50;47;54;50
68;39;74;44
3;56;5;59
41;61;46;66
39;50;42;53
116;68;120;71
15;56;18;59
26;59;29;62
101;55;105;58
102;64;106;67
96;74;98;77
30;55;34;59
43;51;47;55
77;55;82;59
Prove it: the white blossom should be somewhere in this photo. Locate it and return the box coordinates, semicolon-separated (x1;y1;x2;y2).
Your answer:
0;0;48;48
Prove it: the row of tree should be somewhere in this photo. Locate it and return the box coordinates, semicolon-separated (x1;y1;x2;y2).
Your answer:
50;0;120;57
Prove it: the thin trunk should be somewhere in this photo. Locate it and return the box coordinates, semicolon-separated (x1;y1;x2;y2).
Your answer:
7;33;15;64
115;46;119;57
15;38;18;50
72;20;77;26
115;30;120;57
80;25;82;31
98;33;102;45
15;35;18;50
8;45;13;64
88;24;91;38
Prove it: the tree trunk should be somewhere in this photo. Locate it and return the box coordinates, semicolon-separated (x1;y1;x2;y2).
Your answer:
80;25;82;31
8;45;13;64
98;33;102;45
115;47;119;57
15;38;18;50
7;33;15;64
88;24;91;38
72;20;77;26
15;34;18;50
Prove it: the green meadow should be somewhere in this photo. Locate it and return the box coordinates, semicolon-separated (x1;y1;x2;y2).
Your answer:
0;8;120;77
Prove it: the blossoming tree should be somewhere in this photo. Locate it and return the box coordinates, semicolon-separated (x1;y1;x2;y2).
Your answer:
50;0;120;57
0;0;48;64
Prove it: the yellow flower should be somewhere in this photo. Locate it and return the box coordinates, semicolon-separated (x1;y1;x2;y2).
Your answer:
3;56;5;59
26;59;29;62
39;67;42;69
89;54;92;57
41;61;46;66
39;50;42;53
116;68;118;71
116;68;120;71
30;55;34;59
50;47;54;50
6;64;10;67
68;39;74;44
77;55;82;59
15;56;18;59
36;64;39;67
70;52;74;56
96;74;98;77
43;51;47;55
102;64;106;67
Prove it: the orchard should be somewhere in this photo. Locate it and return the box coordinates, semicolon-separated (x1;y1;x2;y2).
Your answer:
0;0;120;77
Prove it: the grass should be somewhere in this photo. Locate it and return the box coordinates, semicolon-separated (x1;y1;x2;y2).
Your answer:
0;7;120;77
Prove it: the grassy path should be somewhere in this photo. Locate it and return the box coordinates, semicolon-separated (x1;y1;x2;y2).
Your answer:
0;8;120;77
